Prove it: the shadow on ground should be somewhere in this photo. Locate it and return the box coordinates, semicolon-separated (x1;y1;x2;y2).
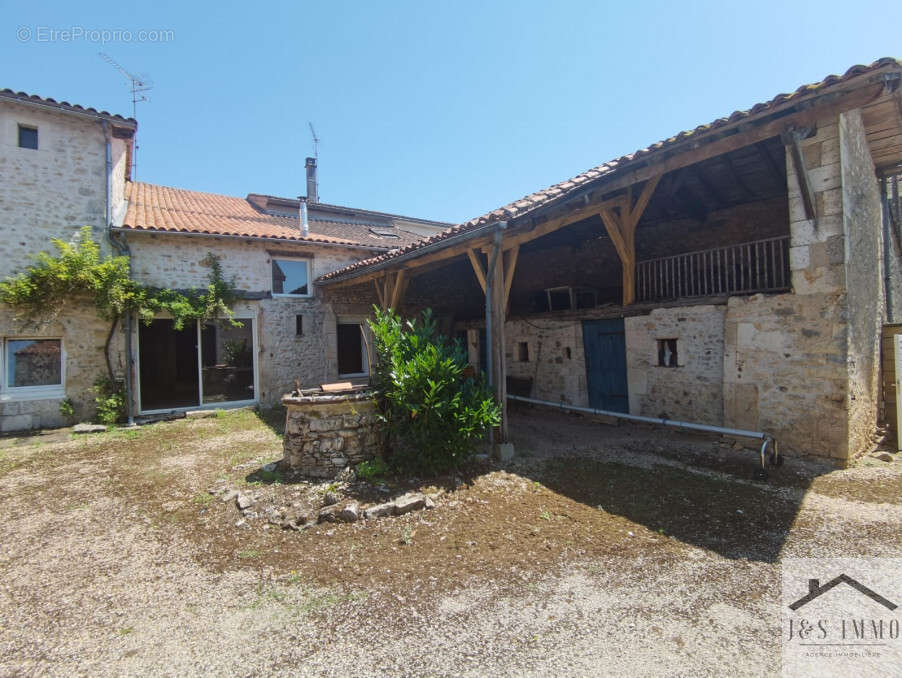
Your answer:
505;404;831;563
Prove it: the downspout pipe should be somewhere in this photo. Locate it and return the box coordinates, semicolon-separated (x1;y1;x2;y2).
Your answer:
483;221;508;388
102;121;135;425
881;176;895;323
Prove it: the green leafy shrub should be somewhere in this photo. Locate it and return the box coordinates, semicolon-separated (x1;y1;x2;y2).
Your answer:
92;376;126;425
356;457;390;480
368;308;500;475
59;398;75;421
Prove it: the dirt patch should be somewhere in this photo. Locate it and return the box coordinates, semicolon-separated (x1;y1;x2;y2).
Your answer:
3;406;902;675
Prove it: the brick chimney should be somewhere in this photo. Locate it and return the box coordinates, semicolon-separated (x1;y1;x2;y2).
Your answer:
305;157;318;204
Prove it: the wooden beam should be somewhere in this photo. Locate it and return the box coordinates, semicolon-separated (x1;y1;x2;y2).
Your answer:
502;194;630;251
322;79;883;291
722;154;756;201
753;140;786;190
467;248;487;293
503;244;520;311
373;278;384;307
783;127;819;227
599;208;629;262
628;175;662;225
688;165;728;208
389;269;407;309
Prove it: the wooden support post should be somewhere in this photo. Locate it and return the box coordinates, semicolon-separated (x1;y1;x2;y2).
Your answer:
373;278;384;308
489;247;508;442
390;269;408;309
600;175;661;306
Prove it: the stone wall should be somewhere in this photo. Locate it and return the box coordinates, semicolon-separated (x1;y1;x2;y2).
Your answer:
722;114;861;461
625;305;726;425
125;232;378;408
504;319;588;406
840;109;885;457
282;391;382;478
0;100;130;430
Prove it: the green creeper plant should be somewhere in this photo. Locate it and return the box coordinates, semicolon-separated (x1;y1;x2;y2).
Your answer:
0;227;243;422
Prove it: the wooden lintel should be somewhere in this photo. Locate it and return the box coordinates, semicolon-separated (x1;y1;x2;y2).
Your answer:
784;128;819;227
467;248;487;294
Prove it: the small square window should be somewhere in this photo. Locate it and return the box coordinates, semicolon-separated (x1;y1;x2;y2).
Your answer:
272;258;310;296
18;125;38;150
5;338;62;389
517;341;529;362
657;339;678;367
295;314;304;336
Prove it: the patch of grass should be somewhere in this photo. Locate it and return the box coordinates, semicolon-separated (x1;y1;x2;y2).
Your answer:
539;510;552;521
118;626;134;636
237;549;260;559
400;526;414;545
356;457;390;481
192;493;214;506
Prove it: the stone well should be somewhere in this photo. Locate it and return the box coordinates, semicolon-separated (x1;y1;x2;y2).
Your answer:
282;386;383;478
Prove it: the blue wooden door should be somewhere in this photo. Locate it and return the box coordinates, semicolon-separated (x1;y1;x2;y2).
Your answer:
582;318;629;413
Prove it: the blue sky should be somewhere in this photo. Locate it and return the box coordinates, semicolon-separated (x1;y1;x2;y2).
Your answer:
3;1;901;224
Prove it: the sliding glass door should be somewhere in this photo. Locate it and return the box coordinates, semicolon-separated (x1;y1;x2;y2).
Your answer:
138;318;256;412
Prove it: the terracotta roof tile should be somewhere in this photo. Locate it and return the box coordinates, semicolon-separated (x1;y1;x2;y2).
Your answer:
120;182;430;249
319;57;902;283
0;88;136;128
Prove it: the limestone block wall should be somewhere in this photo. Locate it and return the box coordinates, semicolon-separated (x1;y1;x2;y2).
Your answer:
722;111;884;462
839;109;885;456
625;305;726;425
125;232;378;408
504;319;588;406
0;101;130;430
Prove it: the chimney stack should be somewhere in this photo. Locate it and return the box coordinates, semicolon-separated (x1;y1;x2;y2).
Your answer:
305;157;318;204
298;196;309;237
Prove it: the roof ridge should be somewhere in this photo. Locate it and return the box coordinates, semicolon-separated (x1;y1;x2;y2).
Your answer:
0;88;137;125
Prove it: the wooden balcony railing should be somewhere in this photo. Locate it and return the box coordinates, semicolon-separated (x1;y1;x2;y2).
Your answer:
636;235;791;302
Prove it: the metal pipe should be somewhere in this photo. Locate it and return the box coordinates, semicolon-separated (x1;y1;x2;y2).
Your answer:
299;196;309;237
483;221;508;387
882;177;895;323
507;393;780;471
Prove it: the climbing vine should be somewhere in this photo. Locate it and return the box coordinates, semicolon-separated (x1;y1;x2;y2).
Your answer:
0;226;243;384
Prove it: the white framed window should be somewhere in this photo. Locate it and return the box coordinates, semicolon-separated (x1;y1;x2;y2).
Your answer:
271;257;312;297
1;338;65;400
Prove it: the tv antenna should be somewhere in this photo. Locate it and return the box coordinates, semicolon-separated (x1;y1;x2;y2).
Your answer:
99;52;153;179
308;122;320;160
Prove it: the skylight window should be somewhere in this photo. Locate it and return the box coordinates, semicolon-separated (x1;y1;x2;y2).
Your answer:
369;228;400;239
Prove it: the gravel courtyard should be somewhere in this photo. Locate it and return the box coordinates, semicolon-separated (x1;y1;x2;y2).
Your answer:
2;407;901;677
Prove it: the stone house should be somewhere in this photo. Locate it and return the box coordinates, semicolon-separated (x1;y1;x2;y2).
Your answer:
318;58;902;465
0;89;446;430
0;89;134;431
